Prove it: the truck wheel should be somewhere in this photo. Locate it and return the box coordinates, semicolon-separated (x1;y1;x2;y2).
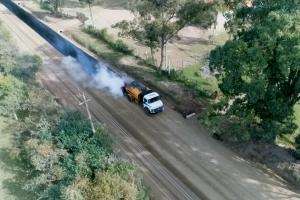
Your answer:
144;108;151;115
121;87;126;95
125;94;132;102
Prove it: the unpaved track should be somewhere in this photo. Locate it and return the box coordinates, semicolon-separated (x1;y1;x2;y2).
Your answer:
1;4;299;200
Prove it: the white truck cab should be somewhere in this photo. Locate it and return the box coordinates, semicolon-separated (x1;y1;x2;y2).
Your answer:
143;92;164;114
122;80;164;115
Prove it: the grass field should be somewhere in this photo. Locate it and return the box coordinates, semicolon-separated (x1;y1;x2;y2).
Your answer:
182;63;218;93
94;0;129;8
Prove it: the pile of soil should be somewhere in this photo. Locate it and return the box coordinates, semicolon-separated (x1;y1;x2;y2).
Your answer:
174;95;204;118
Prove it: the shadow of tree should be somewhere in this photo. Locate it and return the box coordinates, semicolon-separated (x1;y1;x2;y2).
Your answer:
100;51;125;63
63;0;85;8
32;10;76;21
0;148;36;200
95;0;129;9
171;36;211;46
31;11;49;21
230;142;300;190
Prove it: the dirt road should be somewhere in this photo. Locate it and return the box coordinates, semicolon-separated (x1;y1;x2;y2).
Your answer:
1;4;299;200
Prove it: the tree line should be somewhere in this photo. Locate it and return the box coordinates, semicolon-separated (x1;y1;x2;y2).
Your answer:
209;0;299;145
0;21;148;199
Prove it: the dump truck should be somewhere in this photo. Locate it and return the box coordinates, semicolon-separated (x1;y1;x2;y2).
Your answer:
122;81;164;114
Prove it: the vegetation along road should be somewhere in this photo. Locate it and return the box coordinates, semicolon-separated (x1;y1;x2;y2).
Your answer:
0;2;299;200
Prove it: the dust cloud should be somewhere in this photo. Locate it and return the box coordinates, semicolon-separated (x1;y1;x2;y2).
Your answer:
61;56;126;96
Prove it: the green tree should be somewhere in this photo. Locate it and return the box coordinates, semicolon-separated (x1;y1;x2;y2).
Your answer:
39;0;64;13
18;110;148;199
62;172;139;200
209;0;300;142
115;20;160;65
0;21;147;200
0;74;28;120
0;38;16;74
115;0;218;69
52;0;64;13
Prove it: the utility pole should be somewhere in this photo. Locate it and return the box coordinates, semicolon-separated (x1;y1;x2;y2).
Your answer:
79;91;96;134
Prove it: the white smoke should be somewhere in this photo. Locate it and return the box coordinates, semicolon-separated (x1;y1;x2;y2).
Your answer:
91;63;126;96
61;56;126;96
61;56;89;83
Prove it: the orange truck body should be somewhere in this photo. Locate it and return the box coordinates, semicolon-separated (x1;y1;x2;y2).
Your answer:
124;86;143;104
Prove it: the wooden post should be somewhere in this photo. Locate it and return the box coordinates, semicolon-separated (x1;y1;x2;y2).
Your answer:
79;92;96;134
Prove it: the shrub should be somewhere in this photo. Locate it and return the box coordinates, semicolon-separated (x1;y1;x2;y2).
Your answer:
157;69;211;99
0;21;147;200
40;1;52;12
62;177;89;200
295;135;300;159
12;55;42;83
112;39;131;54
64;172;139;200
56;111;113;175
0;74;28;119
83;26;133;55
15;110;148;199
89;172;138;200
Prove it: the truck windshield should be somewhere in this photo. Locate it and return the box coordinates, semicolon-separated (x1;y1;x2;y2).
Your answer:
148;96;161;103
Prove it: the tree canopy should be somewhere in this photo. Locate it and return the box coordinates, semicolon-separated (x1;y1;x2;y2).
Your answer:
0;21;147;200
115;0;218;69
209;0;300;142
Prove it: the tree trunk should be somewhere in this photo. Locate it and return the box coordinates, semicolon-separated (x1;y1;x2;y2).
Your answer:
150;47;155;66
159;43;165;70
209;22;217;44
13;112;18;121
88;3;95;27
54;0;59;13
